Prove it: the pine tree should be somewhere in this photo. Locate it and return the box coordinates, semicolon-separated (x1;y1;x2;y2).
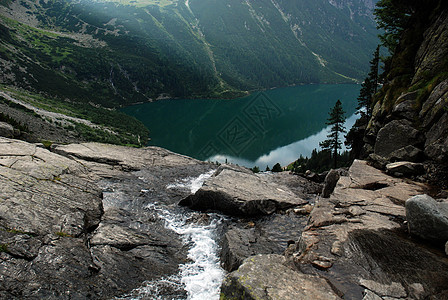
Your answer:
357;45;380;119
374;0;413;53
320;100;346;168
272;163;283;172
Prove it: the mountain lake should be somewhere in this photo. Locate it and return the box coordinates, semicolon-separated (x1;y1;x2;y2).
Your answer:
122;84;361;168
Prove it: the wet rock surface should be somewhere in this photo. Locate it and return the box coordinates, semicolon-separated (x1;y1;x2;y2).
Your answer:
220;212;308;272
180;166;308;216
0;137;214;299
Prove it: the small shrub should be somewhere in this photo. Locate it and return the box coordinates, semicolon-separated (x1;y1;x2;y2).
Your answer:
41;140;53;149
0;244;9;253
250;166;260;173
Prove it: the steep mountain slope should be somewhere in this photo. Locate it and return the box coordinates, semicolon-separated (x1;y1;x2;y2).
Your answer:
0;0;379;105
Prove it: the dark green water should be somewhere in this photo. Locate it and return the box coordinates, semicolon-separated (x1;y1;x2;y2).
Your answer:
122;84;360;167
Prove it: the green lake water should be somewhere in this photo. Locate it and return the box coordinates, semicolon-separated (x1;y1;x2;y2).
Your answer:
122;84;361;168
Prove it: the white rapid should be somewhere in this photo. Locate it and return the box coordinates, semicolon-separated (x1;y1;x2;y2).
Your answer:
118;170;225;300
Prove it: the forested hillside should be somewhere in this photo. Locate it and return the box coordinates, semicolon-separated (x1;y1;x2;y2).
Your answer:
0;0;379;106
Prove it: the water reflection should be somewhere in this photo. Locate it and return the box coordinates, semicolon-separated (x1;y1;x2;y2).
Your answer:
206;113;358;168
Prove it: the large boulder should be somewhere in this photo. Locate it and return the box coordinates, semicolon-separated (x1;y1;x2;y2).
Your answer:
374;119;423;158
405;194;448;243
180;168;307;216
287;160;448;299
220;254;339;300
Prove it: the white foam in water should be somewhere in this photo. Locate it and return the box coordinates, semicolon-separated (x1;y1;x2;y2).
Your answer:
147;204;225;300
121;171;225;300
166;170;215;194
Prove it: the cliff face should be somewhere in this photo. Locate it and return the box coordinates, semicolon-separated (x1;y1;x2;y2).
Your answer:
363;0;448;188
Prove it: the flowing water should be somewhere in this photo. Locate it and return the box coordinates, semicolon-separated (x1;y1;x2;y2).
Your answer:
117;171;226;300
122;84;360;168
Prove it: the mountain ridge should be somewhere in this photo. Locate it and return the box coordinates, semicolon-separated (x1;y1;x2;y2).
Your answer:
1;0;379;106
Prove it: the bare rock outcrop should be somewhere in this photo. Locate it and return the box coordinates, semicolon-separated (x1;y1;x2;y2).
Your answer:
0;137;213;299
180;166;307;216
221;254;339;300
222;160;448;299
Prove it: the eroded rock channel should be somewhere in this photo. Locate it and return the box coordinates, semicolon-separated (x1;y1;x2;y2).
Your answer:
1;138;448;299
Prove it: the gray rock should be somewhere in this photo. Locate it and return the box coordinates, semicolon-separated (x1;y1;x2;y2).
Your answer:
446;241;448;256
180;168;307;216
0;137;211;298
221;227;257;272
363;289;382;300
292;160;448;299
0;122;14;138
392;91;418;121
406;194;448;242
425;112;448;162
413;9;448;84
386;161;425;177
0;138;103;236
215;163;253;176
3;234;42;260
420;80;448;129
359;279;407;298
220;213;307;272
374;120;423;158
221;254;339;300
387;145;424;162
368;153;389;169
321;169;340;198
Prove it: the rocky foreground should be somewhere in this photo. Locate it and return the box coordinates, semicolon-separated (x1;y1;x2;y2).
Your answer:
1;137;448;299
0;137;214;298
189;160;448;299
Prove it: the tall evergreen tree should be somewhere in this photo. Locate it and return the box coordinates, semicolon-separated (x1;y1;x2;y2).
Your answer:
374;0;413;53
357;45;380;119
320;100;346;168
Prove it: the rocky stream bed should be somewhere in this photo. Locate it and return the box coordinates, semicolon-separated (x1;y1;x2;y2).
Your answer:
1;137;448;299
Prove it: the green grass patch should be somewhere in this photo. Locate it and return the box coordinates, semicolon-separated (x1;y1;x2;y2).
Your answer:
41;140;53;149
55;231;72;237
414;72;448;111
